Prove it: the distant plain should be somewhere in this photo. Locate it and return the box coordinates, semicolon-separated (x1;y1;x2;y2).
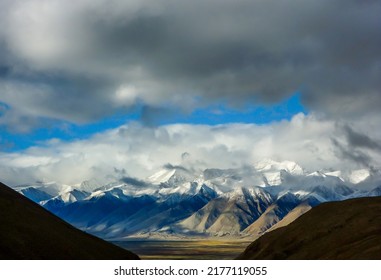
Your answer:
114;240;252;260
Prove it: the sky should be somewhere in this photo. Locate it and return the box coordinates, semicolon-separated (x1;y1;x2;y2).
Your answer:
0;0;380;186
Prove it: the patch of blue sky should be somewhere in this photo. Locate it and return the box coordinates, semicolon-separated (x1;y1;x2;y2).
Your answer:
168;93;307;125
0;111;138;152
0;93;307;151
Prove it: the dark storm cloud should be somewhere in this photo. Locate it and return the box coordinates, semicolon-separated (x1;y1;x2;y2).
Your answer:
331;123;381;169
113;167;127;176
0;0;380;130
140;106;179;127
163;163;189;172
0;74;119;124
0;66;11;78
120;176;148;187
331;138;373;169
343;125;381;152
181;152;190;161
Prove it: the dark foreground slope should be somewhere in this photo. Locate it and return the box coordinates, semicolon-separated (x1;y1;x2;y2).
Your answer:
0;182;139;259
238;197;381;259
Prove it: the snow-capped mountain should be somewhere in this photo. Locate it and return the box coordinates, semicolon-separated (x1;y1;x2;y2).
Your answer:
255;159;304;186
148;165;197;187
15;160;381;240
15;182;63;198
17;186;53;203
41;189;90;212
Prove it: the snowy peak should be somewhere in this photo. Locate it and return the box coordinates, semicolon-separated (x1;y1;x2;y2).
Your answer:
255;159;304;175
349;169;371;184
148;165;197;187
78;179;103;192
225;186;273;205
40;189;90;212
87;187;132;202
307;171;327;177
17;187;53;203
14;182;63;197
148;168;176;185
59;189;89;203
254;159;304;187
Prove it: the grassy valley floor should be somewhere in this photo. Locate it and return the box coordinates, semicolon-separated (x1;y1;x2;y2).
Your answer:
113;240;252;260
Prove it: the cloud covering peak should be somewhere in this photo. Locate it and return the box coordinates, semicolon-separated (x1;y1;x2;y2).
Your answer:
1;113;381;186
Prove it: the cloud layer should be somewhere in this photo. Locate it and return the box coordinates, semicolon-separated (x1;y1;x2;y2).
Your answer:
0;0;380;130
1;113;381;186
1;1;380;186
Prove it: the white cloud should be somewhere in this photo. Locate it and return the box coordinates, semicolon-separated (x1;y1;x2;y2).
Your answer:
114;85;139;105
1;113;380;186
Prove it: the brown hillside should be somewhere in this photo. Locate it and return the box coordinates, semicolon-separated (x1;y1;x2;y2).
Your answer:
238;197;381;260
0;182;139;260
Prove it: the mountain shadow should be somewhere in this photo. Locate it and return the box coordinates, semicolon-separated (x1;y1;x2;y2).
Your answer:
237;197;381;259
0;181;139;260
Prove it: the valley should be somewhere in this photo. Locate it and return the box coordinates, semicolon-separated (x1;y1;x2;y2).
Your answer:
114;240;252;260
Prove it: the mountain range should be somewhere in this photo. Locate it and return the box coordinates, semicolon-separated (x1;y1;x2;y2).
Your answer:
14;160;381;241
